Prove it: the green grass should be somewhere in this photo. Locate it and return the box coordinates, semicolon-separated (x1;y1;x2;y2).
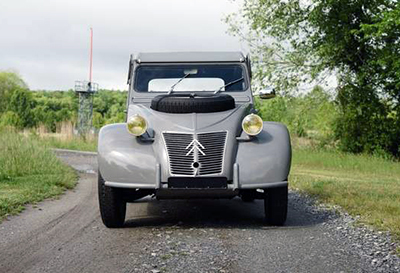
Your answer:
291;148;400;240
41;136;97;152
0;129;77;221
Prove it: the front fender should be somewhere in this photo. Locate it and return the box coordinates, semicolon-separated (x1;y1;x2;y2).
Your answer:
98;123;158;187
235;122;291;188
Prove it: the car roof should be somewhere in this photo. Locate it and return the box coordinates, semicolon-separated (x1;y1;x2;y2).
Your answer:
135;51;246;63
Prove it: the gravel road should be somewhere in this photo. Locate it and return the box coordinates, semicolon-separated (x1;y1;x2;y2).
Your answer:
0;150;399;273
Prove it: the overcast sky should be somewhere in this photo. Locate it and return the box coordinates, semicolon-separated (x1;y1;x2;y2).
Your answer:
0;0;244;90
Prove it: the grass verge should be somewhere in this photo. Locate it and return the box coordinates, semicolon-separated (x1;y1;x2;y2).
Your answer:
0;129;77;221
291;148;400;241
39;135;97;152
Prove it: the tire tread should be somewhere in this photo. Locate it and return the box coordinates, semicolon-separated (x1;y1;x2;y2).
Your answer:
98;171;126;228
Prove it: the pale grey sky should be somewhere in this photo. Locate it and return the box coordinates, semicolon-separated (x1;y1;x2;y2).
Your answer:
0;0;244;90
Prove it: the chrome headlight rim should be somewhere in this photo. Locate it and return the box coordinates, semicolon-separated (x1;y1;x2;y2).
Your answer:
242;113;263;136
126;114;148;136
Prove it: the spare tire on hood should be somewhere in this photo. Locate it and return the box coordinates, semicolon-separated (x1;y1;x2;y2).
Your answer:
150;93;235;114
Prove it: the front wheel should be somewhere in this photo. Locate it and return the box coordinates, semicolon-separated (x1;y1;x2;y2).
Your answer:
264;185;288;226
98;170;126;228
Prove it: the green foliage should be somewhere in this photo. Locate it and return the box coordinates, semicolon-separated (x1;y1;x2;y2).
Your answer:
92;112;104;129
31;89;127;131
32;90;78;131
0;71;127;132
0;71;33;129
93;90;127;128
8;87;35;128
0;111;22;128
228;0;400;157
0;71;28;114
334;83;399;156
257;86;338;144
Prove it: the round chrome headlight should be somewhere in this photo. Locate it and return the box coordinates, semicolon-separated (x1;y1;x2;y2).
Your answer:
127;114;147;136
242;114;263;136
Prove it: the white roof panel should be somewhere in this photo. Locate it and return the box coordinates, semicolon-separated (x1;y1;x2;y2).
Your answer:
135;51;245;63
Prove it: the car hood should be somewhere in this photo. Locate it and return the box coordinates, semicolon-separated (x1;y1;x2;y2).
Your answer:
127;103;252;135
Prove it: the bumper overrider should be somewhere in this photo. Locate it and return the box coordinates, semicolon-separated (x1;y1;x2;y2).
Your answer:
98;121;291;197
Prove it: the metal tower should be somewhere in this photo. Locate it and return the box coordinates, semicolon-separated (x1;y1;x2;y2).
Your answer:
75;28;98;136
75;81;98;136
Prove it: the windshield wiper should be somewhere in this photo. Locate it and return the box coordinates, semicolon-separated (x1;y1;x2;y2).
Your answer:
168;73;191;95
213;77;244;94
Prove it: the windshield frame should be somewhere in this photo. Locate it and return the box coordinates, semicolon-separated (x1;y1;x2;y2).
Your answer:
132;63;249;93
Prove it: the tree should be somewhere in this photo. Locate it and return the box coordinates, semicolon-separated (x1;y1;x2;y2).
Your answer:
0;72;34;129
8;87;35;128
0;71;28;114
0;111;22;128
228;0;400;156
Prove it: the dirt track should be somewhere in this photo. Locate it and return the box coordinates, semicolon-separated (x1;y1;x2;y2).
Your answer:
0;150;392;272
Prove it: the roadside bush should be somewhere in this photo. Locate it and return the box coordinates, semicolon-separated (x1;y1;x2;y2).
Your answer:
0;71;28;114
7;87;35;128
0;111;22;129
335;83;400;157
257;86;338;145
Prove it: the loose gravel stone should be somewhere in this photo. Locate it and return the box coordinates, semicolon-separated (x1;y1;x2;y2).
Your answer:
290;190;400;273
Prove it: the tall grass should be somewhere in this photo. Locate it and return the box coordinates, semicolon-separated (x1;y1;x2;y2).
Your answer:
0;128;76;220
42;136;97;152
30;121;97;152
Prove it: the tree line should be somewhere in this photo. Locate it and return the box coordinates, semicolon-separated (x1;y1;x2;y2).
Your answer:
0;70;341;153
228;0;400;157
0;71;127;132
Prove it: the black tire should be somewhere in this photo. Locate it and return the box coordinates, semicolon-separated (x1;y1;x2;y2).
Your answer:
240;191;256;202
98;171;126;228
264;185;288;226
150;94;235;113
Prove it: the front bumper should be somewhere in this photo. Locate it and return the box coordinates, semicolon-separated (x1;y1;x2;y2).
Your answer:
104;163;288;190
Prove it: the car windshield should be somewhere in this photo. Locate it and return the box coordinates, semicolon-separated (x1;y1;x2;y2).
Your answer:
134;65;247;92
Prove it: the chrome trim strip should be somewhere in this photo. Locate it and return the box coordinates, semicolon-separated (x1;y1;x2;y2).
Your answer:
233;163;239;190
105;181;156;189
155;163;161;189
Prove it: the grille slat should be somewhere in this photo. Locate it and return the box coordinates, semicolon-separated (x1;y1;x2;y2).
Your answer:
163;131;227;176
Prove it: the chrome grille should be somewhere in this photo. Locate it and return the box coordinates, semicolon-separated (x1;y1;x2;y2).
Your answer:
163;133;194;175
163;131;227;176
198;132;227;175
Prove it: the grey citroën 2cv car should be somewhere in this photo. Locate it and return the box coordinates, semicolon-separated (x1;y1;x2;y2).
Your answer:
98;52;291;228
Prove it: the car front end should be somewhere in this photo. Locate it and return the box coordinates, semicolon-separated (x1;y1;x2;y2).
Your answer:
97;52;291;227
